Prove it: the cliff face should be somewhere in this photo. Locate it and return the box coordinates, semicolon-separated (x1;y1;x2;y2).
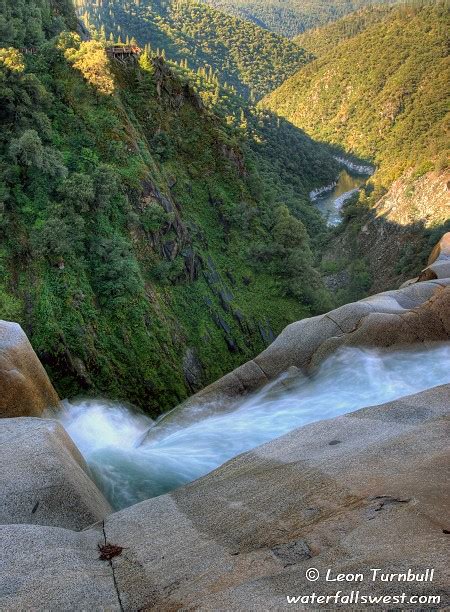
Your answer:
323;170;450;295
357;170;450;293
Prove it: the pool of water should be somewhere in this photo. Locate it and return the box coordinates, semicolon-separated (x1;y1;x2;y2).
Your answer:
314;170;367;226
55;344;450;510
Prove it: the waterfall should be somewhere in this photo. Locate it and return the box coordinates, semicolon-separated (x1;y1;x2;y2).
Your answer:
56;344;450;510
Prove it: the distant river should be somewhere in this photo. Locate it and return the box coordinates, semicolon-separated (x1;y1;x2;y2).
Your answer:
312;169;367;226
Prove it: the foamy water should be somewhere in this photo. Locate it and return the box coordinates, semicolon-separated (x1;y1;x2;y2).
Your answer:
56;344;450;509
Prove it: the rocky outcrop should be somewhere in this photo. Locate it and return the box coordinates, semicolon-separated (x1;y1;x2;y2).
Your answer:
146;277;450;438
333;155;374;175
1;384;448;609
358;170;450;292
428;231;450;266
0;418;111;530
418;231;450;281
0;321;60;418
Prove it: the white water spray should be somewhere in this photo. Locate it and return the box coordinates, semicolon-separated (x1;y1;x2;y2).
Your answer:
57;344;450;509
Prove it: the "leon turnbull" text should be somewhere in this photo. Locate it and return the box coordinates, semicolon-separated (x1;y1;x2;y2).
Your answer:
325;569;435;583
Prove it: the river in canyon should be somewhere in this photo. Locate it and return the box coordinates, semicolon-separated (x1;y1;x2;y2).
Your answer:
312;169;368;226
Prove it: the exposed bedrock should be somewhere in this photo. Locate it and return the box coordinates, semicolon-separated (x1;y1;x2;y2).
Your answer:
0;418;111;530
1;384;448;610
145;274;450;440
418;231;450;282
0;321;60;418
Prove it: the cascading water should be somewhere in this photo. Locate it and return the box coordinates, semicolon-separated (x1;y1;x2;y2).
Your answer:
56;344;450;510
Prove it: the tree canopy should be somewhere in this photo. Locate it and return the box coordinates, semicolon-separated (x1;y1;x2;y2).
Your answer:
74;0;310;100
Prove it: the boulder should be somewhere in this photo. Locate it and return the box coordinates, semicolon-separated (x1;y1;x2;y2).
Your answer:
427;231;450;265
1;385;448;610
311;282;450;367
0;418;111;530
145;279;450;439
0;321;60;418
418;231;450;281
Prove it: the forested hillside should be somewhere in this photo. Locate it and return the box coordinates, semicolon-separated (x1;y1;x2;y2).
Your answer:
295;4;395;56
199;0;396;37
74;0;309;100
264;1;449;296
263;2;449;187
0;0;337;412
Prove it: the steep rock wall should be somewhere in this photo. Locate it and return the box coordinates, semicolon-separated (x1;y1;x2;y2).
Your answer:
0;321;60;418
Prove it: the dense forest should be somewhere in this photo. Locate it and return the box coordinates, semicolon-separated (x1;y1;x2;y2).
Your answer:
73;0;342;215
295;4;395;55
0;0;338;412
199;0;396;37
74;0;309;100
2;0;447;413
263;1;449;188
264;0;449;299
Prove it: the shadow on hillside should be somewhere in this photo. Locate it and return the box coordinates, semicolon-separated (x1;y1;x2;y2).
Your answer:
326;203;450;300
248;109;375;207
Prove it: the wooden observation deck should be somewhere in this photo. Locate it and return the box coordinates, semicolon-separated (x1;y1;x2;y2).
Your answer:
106;45;142;60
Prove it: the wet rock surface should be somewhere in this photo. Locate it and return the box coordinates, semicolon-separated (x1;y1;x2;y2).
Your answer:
145;276;450;438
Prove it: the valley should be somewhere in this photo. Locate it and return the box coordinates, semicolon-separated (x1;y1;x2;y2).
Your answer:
0;0;449;608
263;1;449;295
199;0;397;37
0;0;447;413
0;0;447;416
73;0;310;100
311;169;368;227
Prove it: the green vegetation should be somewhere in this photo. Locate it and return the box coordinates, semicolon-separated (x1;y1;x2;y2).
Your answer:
75;0;310;100
263;1;449;298
295;4;395;55
0;0;336;414
263;1;450;187
198;0;396;38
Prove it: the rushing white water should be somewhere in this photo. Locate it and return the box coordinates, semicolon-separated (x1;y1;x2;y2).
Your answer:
57;344;450;510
